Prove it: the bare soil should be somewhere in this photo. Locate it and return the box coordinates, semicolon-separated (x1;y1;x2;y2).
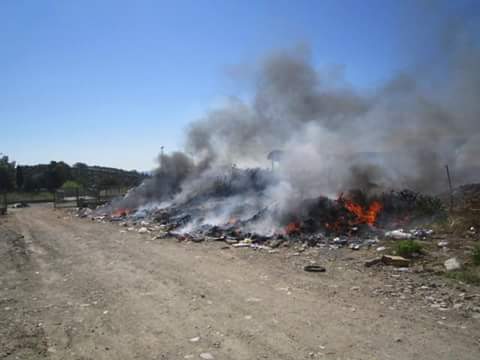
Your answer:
1;205;479;359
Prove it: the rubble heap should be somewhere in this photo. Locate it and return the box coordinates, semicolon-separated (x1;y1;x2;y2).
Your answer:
78;187;445;252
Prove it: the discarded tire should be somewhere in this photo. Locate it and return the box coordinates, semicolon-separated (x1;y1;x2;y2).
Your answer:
303;265;326;273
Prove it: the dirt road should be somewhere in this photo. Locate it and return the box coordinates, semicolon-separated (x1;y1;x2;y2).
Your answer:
1;206;479;359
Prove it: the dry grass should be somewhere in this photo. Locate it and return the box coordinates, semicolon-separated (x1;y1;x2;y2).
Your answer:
445;268;480;285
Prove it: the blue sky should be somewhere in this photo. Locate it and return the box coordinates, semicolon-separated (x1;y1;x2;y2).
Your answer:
0;0;475;170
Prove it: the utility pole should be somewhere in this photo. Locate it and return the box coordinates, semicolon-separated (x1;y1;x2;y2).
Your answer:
160;146;164;172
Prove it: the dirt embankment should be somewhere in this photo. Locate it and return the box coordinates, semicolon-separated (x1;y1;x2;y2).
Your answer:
1;206;480;359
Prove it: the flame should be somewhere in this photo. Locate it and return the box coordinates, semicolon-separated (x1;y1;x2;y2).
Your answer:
285;222;301;235
228;217;238;225
343;199;383;225
112;208;130;217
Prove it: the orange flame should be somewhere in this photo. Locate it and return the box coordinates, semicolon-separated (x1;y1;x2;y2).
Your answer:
344;199;382;225
285;222;301;235
112;208;130;217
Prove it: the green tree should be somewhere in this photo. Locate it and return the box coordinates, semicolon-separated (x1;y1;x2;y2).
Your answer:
98;176;120;189
61;180;83;190
16;165;24;189
23;174;39;192
0;156;16;192
73;162;88;169
44;161;72;191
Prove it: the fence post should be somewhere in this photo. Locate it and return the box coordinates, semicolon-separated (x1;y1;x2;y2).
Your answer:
3;192;7;215
76;188;80;208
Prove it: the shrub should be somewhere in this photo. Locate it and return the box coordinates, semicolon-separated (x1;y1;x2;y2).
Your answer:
61;180;83;190
472;245;480;266
395;240;423;257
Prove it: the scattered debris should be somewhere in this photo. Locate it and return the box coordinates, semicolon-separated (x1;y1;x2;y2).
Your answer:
366;255;411;268
444;258;462;271
232;242;250;248
349;243;361;250
411;228;434;238
365;257;383;267
78;207;93;218
385;229;413;240
81;187;444;255
381;255;411;267
72;186;468;291
199;352;214;360
303;265;326;273
12;202;29;208
438;241;449;248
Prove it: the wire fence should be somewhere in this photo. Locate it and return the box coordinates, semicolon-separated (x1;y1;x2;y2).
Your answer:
54;187;127;208
0;187;127;213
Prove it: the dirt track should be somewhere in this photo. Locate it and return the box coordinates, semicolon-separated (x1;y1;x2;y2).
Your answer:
1;206;479;359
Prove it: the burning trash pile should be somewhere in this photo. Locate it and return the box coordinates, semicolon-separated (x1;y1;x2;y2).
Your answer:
80;42;477;254
80;168;444;252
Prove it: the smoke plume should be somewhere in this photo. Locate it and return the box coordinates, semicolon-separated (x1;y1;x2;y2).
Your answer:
117;4;479;233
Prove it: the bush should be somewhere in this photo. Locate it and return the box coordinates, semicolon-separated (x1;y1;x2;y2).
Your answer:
473;245;480;266
395;240;423;257
61;180;83;190
415;194;447;219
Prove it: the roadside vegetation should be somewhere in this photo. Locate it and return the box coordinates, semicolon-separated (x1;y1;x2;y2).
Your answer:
446;268;480;285
444;244;480;285
61;180;84;190
472;244;480;266
0;154;148;205
395;240;423;258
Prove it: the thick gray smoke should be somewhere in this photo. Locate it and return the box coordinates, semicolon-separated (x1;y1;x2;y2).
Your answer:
183;10;480;197
117;5;479;233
